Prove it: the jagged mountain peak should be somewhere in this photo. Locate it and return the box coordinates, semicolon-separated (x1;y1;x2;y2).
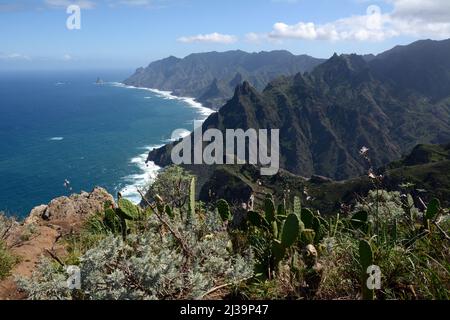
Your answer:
318;53;368;73
233;81;257;97
311;53;372;86
229;72;244;88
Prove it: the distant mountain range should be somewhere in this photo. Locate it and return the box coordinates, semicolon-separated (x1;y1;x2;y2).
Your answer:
146;39;450;181
124;50;325;109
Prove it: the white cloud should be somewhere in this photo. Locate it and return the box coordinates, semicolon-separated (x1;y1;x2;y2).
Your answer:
117;0;151;6
245;32;283;44
271;0;300;3
0;53;31;61
0;0;166;11
258;0;450;42
62;54;73;61
45;0;96;10
269;5;393;41
390;0;450;22
245;32;265;43
105;0;170;9
388;0;450;38
177;32;238;44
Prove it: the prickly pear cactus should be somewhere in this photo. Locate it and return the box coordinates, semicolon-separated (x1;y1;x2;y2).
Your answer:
312;216;328;243
424;198;440;229
188;177;196;225
271;221;279;239
277;203;286;218
271;239;286;265
165;205;174;219
104;208;122;234
426;198;440;220
264;198;276;223
117;198;139;221
281;214;300;247
301;229;316;245
217;199;231;222
247;211;264;227
294;196;301;220
350;211;369;233
359;239;374;300
301;208;315;229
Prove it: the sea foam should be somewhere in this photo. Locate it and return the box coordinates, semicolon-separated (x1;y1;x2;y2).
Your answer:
164;128;191;142
119;144;163;204
110;82;215;120
111;82;215;204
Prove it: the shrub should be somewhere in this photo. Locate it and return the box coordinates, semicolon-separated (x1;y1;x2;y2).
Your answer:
146;165;194;210
0;241;16;280
15;175;449;300
19;209;254;300
237;190;449;300
0;212;15;241
0;212;17;280
318;191;449;300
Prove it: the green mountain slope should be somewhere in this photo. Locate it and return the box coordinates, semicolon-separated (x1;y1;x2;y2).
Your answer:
197;143;450;215
148;39;450;180
370;39;450;101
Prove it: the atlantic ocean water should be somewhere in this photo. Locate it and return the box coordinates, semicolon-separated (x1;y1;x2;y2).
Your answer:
0;70;213;217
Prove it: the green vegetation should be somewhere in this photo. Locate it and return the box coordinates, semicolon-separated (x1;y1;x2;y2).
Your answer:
0;242;16;280
0;213;17;280
18;167;253;300
237;189;449;300
197;144;450;216
149;41;450;181
15;166;449;300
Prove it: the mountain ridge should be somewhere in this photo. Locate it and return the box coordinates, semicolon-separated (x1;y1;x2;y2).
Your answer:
124;50;325;109
147;39;450;181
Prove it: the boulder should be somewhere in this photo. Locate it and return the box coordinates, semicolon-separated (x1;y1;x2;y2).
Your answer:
26;187;114;229
24;205;48;226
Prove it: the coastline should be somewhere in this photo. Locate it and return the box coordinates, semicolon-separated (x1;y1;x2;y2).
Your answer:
111;82;216;204
110;82;215;120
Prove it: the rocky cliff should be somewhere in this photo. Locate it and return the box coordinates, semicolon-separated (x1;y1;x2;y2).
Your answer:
0;187;114;300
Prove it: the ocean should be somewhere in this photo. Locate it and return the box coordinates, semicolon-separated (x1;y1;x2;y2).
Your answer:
0;70;214;218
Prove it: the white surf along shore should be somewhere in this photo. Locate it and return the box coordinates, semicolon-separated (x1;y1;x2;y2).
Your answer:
110;82;216;204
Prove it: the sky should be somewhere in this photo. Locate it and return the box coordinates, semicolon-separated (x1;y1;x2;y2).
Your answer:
1;0;450;70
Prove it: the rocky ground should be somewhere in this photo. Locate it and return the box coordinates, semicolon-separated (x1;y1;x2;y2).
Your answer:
0;187;114;300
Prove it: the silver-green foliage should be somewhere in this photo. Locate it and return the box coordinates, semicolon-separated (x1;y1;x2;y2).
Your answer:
18;209;254;300
353;190;419;225
0;212;17;280
148;165;194;209
0;212;16;241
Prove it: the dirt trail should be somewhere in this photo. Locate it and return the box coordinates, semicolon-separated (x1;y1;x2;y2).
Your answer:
0;187;115;300
0;224;63;299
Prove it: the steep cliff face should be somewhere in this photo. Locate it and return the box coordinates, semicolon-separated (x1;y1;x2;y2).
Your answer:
124;50;325;109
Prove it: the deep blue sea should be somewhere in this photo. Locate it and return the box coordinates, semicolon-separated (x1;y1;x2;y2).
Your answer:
0;70;213;218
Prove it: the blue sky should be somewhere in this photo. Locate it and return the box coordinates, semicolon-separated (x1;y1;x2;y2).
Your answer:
1;0;449;70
